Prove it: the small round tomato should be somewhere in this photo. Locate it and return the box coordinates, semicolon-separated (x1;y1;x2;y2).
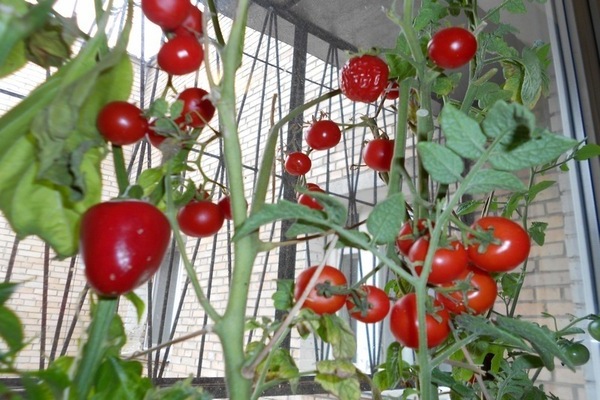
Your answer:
175;87;215;128
389;293;450;349
588;318;600;341
363;138;394;172
284;152;312;176
141;0;191;30
97;101;148;145
409;237;468;285
177;200;224;237
340;55;389;103
384;81;400;100
80;200;171;297
294;265;348;315
305;120;342;151
346;285;390;323
297;185;325;211
145;120;168;148
172;5;203;37
427;27;477;69
217;196;247;220
467;216;530;273
157;35;204;76
561;342;590;366
436;265;498;315
396;219;431;256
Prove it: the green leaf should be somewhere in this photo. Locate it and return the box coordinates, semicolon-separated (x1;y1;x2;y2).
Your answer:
417;142;464;184
300;189;347;226
0;282;19;306
317;315;356;360
481;101;536;145
316;359;361;400
21;356;73;399
272;279;294;311
475;82;513;110
432;73;461;96
454;314;530;350
500;272;521;300
285;220;329;238
124;292;146;323
526;180;555;204
432;368;475;399
413;0;448;30
366;193;405;244
528;221;548;246
144;377;211;399
386;35;416;81
0;305;24;355
520;47;544;109
93;357;152;400
574;143;600;161
257;348;300;389
441;104;487;160
505;0;527;13
464;169;526;195
455;199;485;216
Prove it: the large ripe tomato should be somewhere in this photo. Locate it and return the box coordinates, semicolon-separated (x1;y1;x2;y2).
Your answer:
97;101;148;145
363;138;395;172
396;219;431;256
294;265;348;315
284;152;312;176
141;0;191;30
172;5;203;37
340;55;389;103
346;285;390;323
409;237;468;285
80;200;171;297
177;200;224;237
436;265;498;315
389;293;450;349
467;216;530;273
175;87;215;128
157;35;204;76
305;120;342;151
427;27;477;69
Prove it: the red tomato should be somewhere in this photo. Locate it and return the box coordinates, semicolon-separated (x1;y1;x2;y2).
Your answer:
97;101;148;145
305;120;342;151
297;185;325;211
346;285;390;323
294;265;348;315
409;237;469;285
217;196;247;220
172;5;203;37
145;121;167;148
80;200;171;297
157;35;204;76
284;152;312;176
363;138;395;172
141;0;191;30
340;55;389;103
436;265;498;315
175;87;215;128
384;81;400;100
389;293;450;349
427;27;477;69
396;219;431;256
467;216;530;272
177;200;224;237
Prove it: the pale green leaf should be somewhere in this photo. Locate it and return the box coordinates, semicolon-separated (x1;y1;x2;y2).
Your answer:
464;170;526;195
417;142;464;184
441;104;486;159
366;193;405;244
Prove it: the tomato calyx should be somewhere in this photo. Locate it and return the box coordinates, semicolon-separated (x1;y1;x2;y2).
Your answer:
314;280;351;299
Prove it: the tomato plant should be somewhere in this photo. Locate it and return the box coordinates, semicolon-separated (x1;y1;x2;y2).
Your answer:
175;87;215;128
96;101;148;145
389;293;450;349
436;264;498;315
294;265;348;315
408;237;468;284
177;200;225;237
467;216;531;273
284;152;312;176
304;119;342;151
157;35;204;76
340;54;389;103
346;285;390;323
141;0;192;30
396;219;431;256
363;138;395;172
80;200;171;297
427;26;477;69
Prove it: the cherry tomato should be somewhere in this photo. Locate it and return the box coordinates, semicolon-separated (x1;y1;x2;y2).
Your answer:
427;27;477;69
284;152;312;176
561;342;590;366
297;185;325;211
97;101;148;145
409;237;468;285
141;0;191;30
363;138;395;172
171;5;203;37
294;265;348;315
305;120;342;151
588;318;600;341
177;200;224;237
384;81;400;100
340;55;389;103
157;35;204;76
396;219;431;256
389;293;450;349
436;265;498;315
80;200;171;297
346;285;390;323
467;216;530;273
175;87;215;128
145;120;167;148
217;196;247;220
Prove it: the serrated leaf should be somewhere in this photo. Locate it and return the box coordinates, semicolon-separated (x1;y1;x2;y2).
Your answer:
366;193;405;244
417;142;464;184
481;101;536;145
316;359;361;400
528;221;548;246
454;314;530;350
432;73;461;96
413;0;448;30
464;169;526;195
475;82;513;110
317;314;356;359
285;220;329;238
506;0;527;13
94;356;152;399
521;47;543;109
456;199;484;216
335;229;370;250
574;143;600;161
441;104;487;159
302;190;347;226
0;305;24;354
257;348;300;388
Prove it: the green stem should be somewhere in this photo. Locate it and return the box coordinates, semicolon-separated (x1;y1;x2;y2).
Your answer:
387;79;411;196
112;145;129;195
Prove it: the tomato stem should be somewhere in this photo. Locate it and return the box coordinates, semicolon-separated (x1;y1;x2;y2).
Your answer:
111;144;130;195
